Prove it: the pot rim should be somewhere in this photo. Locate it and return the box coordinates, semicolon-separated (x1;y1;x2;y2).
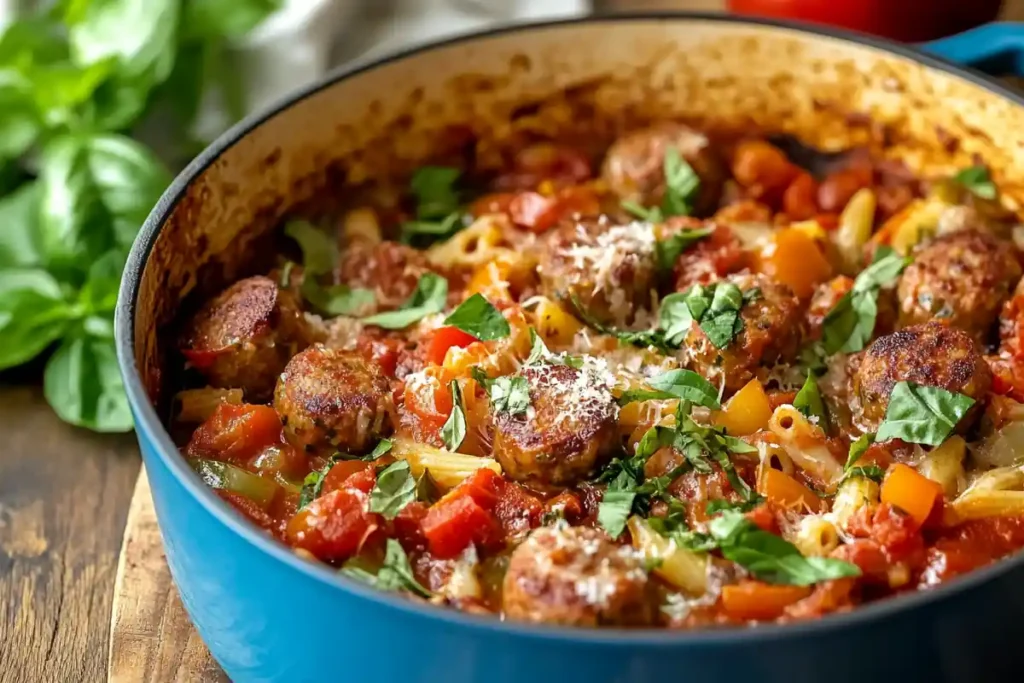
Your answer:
115;11;1024;646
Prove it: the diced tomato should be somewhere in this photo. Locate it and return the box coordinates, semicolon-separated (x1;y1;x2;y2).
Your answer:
831;539;889;584
181;347;222;371
454;467;504;510
426;326;478;366
744;504;780;534
493;481;543;537
470;192;517;217
286;488;379;562
673;224;747;291
320;460;375;497
920;515;1024;585
403;366;455;436
817;166;872;213
721;581;811;621
543;491;583;524
393;501;429;550
343;467;378;496
422;494;502;559
782;172;819;220
187;403;283;466
365;338;401;378
509;187;601;233
783;578;856;621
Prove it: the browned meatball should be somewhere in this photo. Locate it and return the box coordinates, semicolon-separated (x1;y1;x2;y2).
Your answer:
853;322;991;431
681;273;804;395
274;345;394;454
491;363;618;489
602;122;726;217
502;525;654;627
339;240;435;311
536;218;658;327
805;276;897;342
897;230;1021;344
179;276;314;400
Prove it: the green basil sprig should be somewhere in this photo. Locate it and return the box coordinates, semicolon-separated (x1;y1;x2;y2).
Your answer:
876;381;974;447
362;272;448;330
444;293;510;340
369;460;416;520
441;379;467;451
621;147;701;223
470;367;530;416
400;166;467;244
661;282;760;349
341;538;432;598
617;368;721;410
793;373;830;433
953;165;997;200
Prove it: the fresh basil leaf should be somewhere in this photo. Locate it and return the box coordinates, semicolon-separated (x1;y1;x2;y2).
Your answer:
635;425;676;460
409;166;461;220
0;82;40;162
658;292;694;346
401;212;465;244
842;465;886;484
844;432;876;471
622;200;663;223
649;368;721;409
709;510;861;585
662;146;700;217
183;0;283;40
441;379;467;451
300;278;375;317
0;182;44;269
876;381;975;447
706;497;762;515
44;334;132;432
415;469;440;505
369;460;416;520
444;293;510;340
821;249;909;355
472;368;531;416
953;165;997;200
0;269;74;370
597;488;635;539
298;462;331;509
284;220;337;276
654;226;713;275
571;294;673;352
342;538;432;599
361;272;448;330
856;248;910;292
78;251;124;315
369;439;393;459
664;282;749;350
794;373;830;433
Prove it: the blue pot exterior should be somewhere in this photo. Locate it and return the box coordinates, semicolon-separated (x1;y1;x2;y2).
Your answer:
119;14;1024;683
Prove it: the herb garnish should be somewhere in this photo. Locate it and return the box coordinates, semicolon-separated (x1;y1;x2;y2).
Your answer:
661;282;760;349
524;326;584;369
441;379;467;451
793;373;830;433
284;220;375;316
708;510;861;585
443;293;510;340
820;246;909;355
341;538;432;598
617;368;721;410
621;147;701;222
401;166;466;244
653;226;714;275
953;165;997;200
369;460;416;520
838;433;884;484
361;272;448;329
875;381;974;447
297;439;393;509
470;367;530;416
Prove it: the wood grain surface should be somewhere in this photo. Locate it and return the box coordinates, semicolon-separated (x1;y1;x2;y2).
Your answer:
3;2;1024;683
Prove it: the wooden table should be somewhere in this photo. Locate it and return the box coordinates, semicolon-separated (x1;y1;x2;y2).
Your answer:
4;2;1024;682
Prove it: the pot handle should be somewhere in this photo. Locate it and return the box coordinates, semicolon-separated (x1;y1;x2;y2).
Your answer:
922;22;1024;74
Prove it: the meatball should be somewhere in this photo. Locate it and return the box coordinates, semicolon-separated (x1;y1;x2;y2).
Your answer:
897;230;1021;343
274;345;394;454
681;273;804;394
339;240;434;311
502;525;654;627
602;122;726;216
853;322;991;431
537;218;658;327
491;363;618;489
179;276;314;400
806;276;897;342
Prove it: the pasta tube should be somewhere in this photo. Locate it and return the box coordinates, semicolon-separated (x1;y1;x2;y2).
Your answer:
389;437;501;490
791;515;840;557
174;387;243;423
918;436;966;497
627;516;708;596
831;475;880;529
768;405;843;486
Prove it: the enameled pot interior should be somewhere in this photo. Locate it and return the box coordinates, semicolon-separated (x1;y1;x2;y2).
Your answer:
119;14;1024;641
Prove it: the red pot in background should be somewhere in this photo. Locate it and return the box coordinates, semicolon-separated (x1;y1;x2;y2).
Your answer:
727;0;1004;42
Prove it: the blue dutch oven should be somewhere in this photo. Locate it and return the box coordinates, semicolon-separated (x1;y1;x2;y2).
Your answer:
115;13;1024;683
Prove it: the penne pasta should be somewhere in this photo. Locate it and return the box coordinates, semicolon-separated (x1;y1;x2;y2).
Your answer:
918;436;966;497
389;437;501;490
791;514;840;557
833;188;876;273
768;405;844;486
427;215;516;268
342;207;382;246
627;516;708;596
173;387;243;423
952;490;1024;520
831;475;880;529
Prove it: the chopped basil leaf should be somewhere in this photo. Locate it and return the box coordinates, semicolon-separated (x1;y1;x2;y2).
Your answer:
597;488;636;540
401;212;466;244
369;439;393;459
298;463;331;509
619;369;720;410
876;381;974;447
842;465;886;484
708;510;861;585
369;460;416;520
654;226;714;274
524;327;584;369
415;469;441;504
663;282;751;350
410;166;461;219
284;220;337;276
571;295;674;352
341;538;432;598
706;497;763;515
471;366;531;416
844;432;875;471
662;146;701;217
441;379;467;451
622;200;663;223
649;498;716;551
444;293;510;340
361;272;448;329
301;277;375;317
793;373;830;433
821;248;909;354
953;165;997;200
